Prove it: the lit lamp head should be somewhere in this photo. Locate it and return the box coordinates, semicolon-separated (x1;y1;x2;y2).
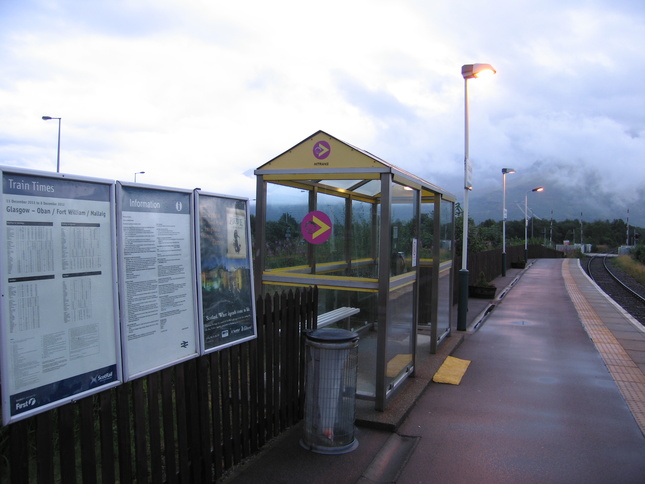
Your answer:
502;168;516;175
462;63;497;79
533;186;544;193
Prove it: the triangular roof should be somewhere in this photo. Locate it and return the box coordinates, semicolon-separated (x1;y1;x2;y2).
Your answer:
255;130;455;201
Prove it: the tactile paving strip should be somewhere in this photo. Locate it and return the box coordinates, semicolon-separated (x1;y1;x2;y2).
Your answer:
563;259;645;435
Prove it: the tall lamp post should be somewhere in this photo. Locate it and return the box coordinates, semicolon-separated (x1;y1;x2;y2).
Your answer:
42;116;61;172
501;168;515;276
458;63;496;331
134;171;145;182
524;186;544;262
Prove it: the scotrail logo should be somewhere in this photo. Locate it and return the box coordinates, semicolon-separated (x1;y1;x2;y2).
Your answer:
15;396;37;411
90;370;114;385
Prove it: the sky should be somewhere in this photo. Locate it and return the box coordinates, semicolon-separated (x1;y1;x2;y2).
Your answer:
1;0;644;227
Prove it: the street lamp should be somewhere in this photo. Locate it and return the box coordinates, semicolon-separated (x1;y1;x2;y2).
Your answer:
134;171;145;182
458;63;496;331
501;168;515;276
42;116;61;172
524;187;544;262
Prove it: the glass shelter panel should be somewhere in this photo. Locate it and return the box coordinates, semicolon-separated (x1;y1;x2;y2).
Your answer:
418;201;435;330
351;199;378;279
261;179;383;399
316;286;378;398
316;192;346;268
436;199;454;340
390;185;416;276
386;282;415;388
385;183;417;388
440;199;454;263
264;184;309;270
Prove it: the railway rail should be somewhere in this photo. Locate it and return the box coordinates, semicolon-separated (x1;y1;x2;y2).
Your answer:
585;254;645;326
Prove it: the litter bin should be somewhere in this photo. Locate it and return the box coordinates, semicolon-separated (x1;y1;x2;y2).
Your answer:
300;327;359;454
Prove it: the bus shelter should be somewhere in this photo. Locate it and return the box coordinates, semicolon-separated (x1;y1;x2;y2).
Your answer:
254;131;456;411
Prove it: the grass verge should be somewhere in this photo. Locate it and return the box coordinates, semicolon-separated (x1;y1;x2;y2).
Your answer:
614;255;645;286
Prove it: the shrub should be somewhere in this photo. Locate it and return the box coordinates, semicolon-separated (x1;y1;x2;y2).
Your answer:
631;245;645;265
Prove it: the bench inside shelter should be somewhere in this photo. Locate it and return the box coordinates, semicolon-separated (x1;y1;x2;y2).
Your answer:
316;306;360;329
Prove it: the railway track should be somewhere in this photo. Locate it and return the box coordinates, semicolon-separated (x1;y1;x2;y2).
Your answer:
585;254;645;326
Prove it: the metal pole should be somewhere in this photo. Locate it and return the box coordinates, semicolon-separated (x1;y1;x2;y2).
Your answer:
457;78;470;331
524;192;528;262
56;118;61;173
502;171;507;276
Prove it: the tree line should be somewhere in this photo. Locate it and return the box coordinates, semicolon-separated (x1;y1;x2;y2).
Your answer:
458;203;642;257
253;207;643;263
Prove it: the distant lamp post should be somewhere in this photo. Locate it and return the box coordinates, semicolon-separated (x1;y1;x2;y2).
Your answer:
134;171;145;182
458;63;496;331
524;186;544;261
42;116;61;172
501;168;516;276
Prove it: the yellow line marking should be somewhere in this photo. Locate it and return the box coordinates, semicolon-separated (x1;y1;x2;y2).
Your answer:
562;259;645;436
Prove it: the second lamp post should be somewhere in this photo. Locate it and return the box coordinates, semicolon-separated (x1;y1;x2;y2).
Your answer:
501;168;515;276
524;186;544;262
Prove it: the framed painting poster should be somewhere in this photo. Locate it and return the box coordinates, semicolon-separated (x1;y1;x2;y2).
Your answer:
116;183;199;380
0;168;121;424
196;191;256;353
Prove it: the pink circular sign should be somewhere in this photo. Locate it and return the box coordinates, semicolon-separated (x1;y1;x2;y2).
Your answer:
313;140;331;160
301;211;332;244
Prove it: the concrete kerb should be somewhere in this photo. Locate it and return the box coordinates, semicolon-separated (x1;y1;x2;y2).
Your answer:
467;261;533;332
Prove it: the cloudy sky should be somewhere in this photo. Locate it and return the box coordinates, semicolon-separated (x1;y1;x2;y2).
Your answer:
2;0;644;227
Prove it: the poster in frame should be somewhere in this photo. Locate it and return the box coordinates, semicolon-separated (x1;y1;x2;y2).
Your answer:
0;167;122;425
195;191;257;353
116;182;200;381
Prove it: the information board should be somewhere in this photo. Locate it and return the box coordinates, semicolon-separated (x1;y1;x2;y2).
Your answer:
196;192;256;352
0;168;121;424
116;184;199;380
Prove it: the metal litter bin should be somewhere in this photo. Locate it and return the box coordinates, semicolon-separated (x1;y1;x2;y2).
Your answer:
301;328;359;454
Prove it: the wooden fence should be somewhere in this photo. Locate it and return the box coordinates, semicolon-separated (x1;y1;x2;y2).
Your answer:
0;287;317;484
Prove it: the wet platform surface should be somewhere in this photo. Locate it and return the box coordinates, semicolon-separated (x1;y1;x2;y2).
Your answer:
222;258;645;483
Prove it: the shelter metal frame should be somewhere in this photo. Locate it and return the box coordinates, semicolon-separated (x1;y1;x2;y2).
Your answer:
254;131;456;411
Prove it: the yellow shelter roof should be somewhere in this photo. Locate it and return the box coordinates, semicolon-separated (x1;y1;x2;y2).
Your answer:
255;130;456;202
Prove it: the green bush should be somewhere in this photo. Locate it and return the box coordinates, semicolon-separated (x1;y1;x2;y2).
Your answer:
631;245;645;265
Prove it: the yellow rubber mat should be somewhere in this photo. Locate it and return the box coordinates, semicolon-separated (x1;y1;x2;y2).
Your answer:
433;356;471;385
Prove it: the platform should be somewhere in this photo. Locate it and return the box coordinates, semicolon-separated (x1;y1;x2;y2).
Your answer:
222;258;645;483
